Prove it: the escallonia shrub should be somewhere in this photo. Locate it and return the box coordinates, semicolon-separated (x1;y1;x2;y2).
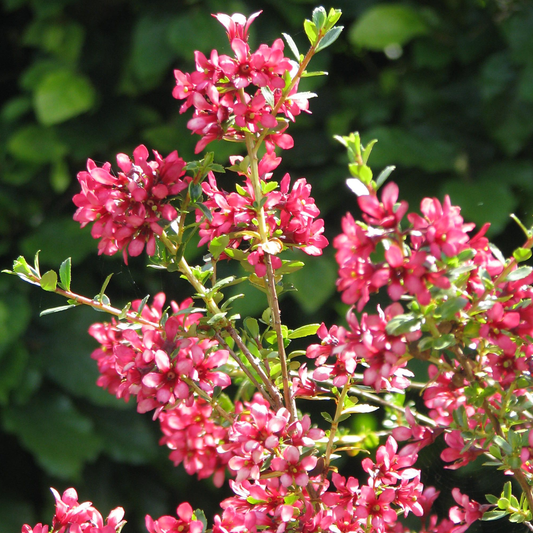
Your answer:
8;6;533;533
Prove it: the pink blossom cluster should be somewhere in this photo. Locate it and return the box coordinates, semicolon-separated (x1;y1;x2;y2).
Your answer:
73;145;189;263
89;293;230;418
306;303;419;392
197;171;327;276
159;398;232;488
194;434;485;533
219;393;324;483
334;183;476;311
22;488;125;533
173;12;309;153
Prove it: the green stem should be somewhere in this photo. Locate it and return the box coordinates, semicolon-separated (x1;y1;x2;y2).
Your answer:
349;385;437;428
161;239;283;410
214;332;278;407
54;287;161;329
324;381;351;472
183;377;234;423
244;129;295;420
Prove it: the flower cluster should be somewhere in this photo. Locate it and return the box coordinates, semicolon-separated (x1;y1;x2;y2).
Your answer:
306;303;418;392
197;171;327;276
208;435;457;533
146;502;203;533
159;399;231;488
22;488;125;533
220;394;324;482
89;293;229;418
73;145;189;263
173;12;309;153
329;176;533;480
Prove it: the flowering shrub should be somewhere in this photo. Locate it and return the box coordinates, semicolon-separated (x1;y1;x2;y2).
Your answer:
7;6;533;533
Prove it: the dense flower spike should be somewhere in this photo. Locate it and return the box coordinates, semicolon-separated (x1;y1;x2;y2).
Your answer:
73;145;188;263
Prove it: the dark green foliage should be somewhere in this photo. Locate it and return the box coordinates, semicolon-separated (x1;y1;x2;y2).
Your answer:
1;0;533;531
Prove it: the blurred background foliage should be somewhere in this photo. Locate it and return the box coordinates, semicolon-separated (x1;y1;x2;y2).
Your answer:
2;0;533;531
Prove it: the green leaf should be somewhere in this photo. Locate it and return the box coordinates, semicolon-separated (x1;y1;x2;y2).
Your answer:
40;270;57;291
321;411;333;423
2;390;103;478
312;6;327;29
40;304;78;316
433;333;456;350
282;33;300;61
136;294;150;316
58;257;72;291
375;166;395;189
288;324;320;339
482;510;507;521
437;297;468;320
12;256;32;277
196;202;213;222
485;494;500;505
8;124;67;163
506;266;533;282
342;404;379;414
209;235;230;260
34;69;96;125
98;273;114;302
301;70;329;77
220;293;244;311
244;317;260;339
385;314;422;335
194;509;207;533
316;26;344;53
304;19;318;45
349;4;428;51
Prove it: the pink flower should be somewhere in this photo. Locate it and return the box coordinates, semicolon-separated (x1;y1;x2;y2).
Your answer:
448;488;489;533
213;11;262;43
41;487;126;533
355;486;397;530
358;182;408;229
73;145;188;263
159;398;231;487
361;436;419;487
21;525;49;533
271;445;318;487
146;502;203;533
408;195;475;259
440;430;484;470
